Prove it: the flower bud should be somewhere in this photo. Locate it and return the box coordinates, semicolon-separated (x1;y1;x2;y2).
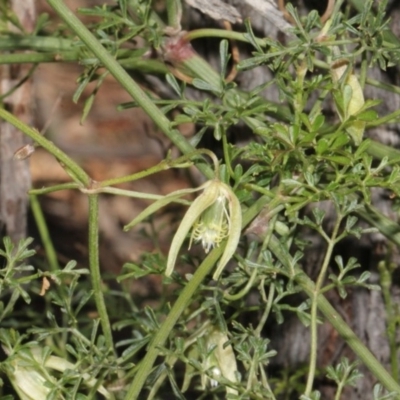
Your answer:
202;328;238;395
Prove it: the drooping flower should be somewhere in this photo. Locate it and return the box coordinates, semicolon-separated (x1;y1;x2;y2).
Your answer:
3;345;111;400
124;178;242;280
166;179;242;280
331;57;365;145
182;324;239;395
202;327;238;395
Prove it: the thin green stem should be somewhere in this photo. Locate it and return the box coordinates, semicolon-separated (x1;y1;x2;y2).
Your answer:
0;51;79;64
0;34;167;74
254;283;275;338
366;108;400;127
246;349;258;391
0;108;90;186
222;131;235;179
29;195;60;273
269;235;400;395
0;50;168;74
359;54;368;88
293;61;307;126
357;205;400;247
253;213;279;338
88;194;113;351
184;29;268;48
378;260;399;380
305;216;342;396
223;268;258;301
367;77;400;96
259;366;276;400
29;182;81;195
335;377;345;400
94;187;189;204
98;149;216;188
313;279;400;395
30;194;71;355
0;64;37;101
46;0;214;180
0;35;74;51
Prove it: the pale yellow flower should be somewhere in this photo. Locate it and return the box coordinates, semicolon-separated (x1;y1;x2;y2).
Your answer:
331;57;365;145
182;324;239;395
202;328;238;395
166;179;242;280
124;178;242;280
3;345;111;399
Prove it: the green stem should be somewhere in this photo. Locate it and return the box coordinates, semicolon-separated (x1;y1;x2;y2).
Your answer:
254;213;279;337
269;235;400;395
367;77;400;96
223;268;258;301
98;149;216;188
335;378;345;400
357;205;400;247
126;246;224;398
0;50;168;73
0;35;74;51
184;29;268;48
29;194;70;355
88;194;113;351
125;194;270;398
29;195;60;273
222;131;235;179
29;182;81;195
46;0;213;180
254;283;275;338
0;108;90;186
305;216;341;396
366;108;400;127
366;140;400;161
166;0;182;30
0;51;78;64
94;187;189;203
378;261;398;380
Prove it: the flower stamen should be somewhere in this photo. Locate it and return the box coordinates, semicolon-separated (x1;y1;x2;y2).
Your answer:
190;196;230;253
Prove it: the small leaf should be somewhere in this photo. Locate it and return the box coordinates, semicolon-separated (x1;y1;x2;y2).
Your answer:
356;109;379;121
343;84;353;118
316;138;329;155
311;114;325;131
166;73;182;97
81;92;95;124
323;155;351;165
331;133;350;149
219;39;230;80
192;78;221;94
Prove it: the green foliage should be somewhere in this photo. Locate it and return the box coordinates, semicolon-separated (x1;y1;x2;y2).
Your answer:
1;0;400;399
